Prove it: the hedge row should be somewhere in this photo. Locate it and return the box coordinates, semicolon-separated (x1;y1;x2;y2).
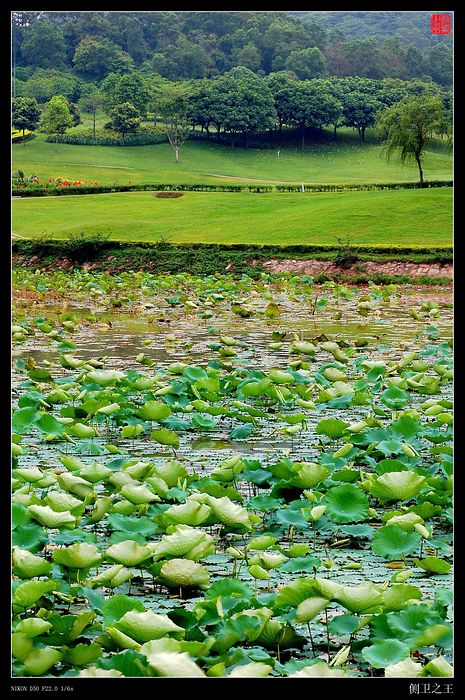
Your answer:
45;126;167;147
12;179;453;197
12;131;35;144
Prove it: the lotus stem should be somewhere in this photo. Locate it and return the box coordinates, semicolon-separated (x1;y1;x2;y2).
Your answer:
276;644;281;663
325;608;331;662
307;622;315;657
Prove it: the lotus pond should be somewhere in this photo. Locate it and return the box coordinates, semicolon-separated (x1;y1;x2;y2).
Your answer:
11;271;453;679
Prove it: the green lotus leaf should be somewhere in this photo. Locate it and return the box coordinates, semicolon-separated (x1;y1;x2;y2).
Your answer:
162;500;212;527
296;597;329;623
145;651;206;677
312;577;344;600
105;540;154;566
88;496;113;524
151;428;180;448
68;422;99;439
106;627;142;651
289;662;346;677
102;594;145;625
370;472;426;501
255;619;304;648
45;491;85;515
13;468;44;483
53;543;102;570
158;558;210;590
324;484;369;523
249;535;278;550
89;564;134;589
79;668;123;677
290;341;316;355
386;513;425;531
96;403;121;415
12;633;34;662
228;662;273;677
12;548;52;578
23;647;63;676
249;552;287;570
414;556;451;574
152;525;215;562
248;565;270;580
384;658;424;677
290;462;329;489
274;578;317;610
151;461;189;487
334;583;385;614
86;369;126;386
382;584;423;611
191;494;253;531
316;418;349;438
140;638;181;657
15;618;52;638
78;462;113;483
57;472;95;498
115;610;184;643
211;455;245;482
120;484;160;505
361;639;411;669
27;505;77;530
411;624;452;649
62;642;102;667
137;401;172;422
423;656;453;677
122;461;153;480
372;525;421;561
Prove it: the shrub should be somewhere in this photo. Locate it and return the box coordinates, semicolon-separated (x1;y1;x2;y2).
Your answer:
44;126;167;146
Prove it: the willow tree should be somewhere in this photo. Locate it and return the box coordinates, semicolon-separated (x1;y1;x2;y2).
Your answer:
376;96;445;184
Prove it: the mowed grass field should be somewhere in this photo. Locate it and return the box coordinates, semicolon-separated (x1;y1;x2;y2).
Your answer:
12;188;452;246
12;129;452;186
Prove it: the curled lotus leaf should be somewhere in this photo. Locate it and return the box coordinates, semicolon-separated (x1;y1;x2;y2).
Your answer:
151;525;215;562
290;462;329;489
86;370;126;386
162;500;212;527
385;658;424;678
27;505;77;530
370;472;426;501
12;548;52;578
53;543;102;570
228;662;273;677
15;617;52;638
334;583;385;614
23;647;63;676
145;651;206;677
105;540;154;567
79;668;123;677
191;494;253;531
151;461;189;488
289;662;346;677
296;597;329;623
114;610;184;643
158;558;210;590
120;484;160;505
89;564;134;589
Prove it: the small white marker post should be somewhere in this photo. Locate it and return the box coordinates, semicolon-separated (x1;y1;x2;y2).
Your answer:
301;181;305;192
277;149;280;157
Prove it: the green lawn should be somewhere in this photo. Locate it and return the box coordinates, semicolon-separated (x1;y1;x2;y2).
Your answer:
12;129;452;186
12;188;452;246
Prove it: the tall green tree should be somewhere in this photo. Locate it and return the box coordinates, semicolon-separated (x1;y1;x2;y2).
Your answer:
12;96;41;144
106;102;141;146
342;92;381;144
40;95;73;143
101;72;151;117
79;90;104;138
73;37;134;80
158;86;191;162
285;47;327;79
21;19;67;68
376;96;444;183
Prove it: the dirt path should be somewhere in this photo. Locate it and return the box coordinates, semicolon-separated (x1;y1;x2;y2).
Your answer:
262;258;453;278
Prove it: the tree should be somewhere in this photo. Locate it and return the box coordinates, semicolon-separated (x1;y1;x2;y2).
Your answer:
101;72;151;117
342;92;381;145
266;72;299;134
69;102;81;127
106;102;141;146
21;19;67;68
79;91;104;138
376;96;444;183
12;96;41;144
425;44;452;87
23;69;81;104
285;47;327;79
40;95;73;143
72;37;134;80
158;86;191;162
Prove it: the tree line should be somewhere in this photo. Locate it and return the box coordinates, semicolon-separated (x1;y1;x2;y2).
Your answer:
12;11;452;89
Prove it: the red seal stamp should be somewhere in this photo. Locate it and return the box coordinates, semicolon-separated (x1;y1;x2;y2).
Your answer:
430;14;451;34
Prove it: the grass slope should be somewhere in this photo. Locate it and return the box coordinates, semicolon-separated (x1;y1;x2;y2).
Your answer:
12;129;452;186
12;188;452;246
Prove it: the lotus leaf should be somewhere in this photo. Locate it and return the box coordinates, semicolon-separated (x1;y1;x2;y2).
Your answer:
289;662;346;677
62;642;102;667
151;461;189;487
228;662;273;677
334;583;384;614
105;540;154;566
372;525;421;560
15;618;52;639
115;610;184;643
158;559;210;590
152;525;215;562
78;462;112;483
137;401;172;422
53;543;102;570
145;651;205;677
106;626;143;651
13;579;59;612
324;484;369;523
423;656;453;677
211;455;245;482
151;428;180;448
27;505;77;530
79;668;123;677
414;556;451;574
22;647;63;676
162;500;212;527
370;472;426;501
120;484;159;505
386;513;425;531
249;552;287;570
290;462;329;489
45;491;85;515
57;472;94;498
316;418;349;438
382;584;423;611
295;597;328;622
384;658;424;677
361;639;411;669
312;577;344;599
12;548;52;578
192;494;253;531
89;564;134;589
86;370;126;386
